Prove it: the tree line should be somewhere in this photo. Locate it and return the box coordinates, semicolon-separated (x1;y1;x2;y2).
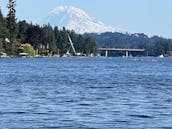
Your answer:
0;0;97;56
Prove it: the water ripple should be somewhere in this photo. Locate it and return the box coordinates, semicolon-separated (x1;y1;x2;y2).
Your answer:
0;57;172;128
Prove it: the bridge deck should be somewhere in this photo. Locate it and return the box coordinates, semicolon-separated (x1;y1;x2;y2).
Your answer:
98;48;145;52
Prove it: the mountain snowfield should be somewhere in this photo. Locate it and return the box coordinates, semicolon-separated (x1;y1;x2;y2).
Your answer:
38;6;125;34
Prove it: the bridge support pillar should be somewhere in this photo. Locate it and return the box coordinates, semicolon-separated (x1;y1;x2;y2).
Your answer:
105;50;108;57
126;51;128;58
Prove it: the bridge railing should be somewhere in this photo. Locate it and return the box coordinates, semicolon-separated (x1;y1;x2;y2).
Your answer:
98;48;145;57
98;48;145;52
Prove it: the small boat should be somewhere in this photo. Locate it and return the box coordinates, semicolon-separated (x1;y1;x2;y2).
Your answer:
159;54;164;58
147;59;157;62
0;52;8;58
62;33;86;57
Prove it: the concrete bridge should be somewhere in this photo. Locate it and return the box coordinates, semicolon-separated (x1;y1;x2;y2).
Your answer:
98;48;145;57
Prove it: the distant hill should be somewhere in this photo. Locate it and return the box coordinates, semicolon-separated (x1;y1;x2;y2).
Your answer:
89;32;172;56
90;32;170;48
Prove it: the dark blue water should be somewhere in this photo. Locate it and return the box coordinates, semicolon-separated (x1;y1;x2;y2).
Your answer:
0;57;172;129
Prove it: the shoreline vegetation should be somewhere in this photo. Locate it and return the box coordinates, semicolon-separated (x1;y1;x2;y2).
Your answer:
1;0;172;58
0;0;97;58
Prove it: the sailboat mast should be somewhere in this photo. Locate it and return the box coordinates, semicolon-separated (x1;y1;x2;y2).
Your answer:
67;33;77;55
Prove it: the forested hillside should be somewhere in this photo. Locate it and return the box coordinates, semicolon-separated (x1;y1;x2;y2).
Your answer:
0;0;97;56
91;32;172;56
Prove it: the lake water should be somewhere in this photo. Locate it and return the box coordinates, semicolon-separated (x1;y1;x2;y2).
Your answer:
0;57;172;129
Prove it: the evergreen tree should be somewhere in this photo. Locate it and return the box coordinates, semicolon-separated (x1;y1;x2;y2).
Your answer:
0;8;4;51
54;26;59;42
17;20;28;43
26;24;43;50
82;35;97;55
57;27;69;55
0;8;9;52
6;0;18;55
42;24;56;54
54;26;60;54
0;8;4;34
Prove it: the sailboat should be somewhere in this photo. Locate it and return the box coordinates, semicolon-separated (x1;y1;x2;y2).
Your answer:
159;54;164;58
62;33;86;57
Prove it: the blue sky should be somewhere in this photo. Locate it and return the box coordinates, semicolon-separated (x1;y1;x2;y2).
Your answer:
0;0;172;38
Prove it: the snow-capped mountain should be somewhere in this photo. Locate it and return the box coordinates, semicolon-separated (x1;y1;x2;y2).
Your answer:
38;6;125;34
